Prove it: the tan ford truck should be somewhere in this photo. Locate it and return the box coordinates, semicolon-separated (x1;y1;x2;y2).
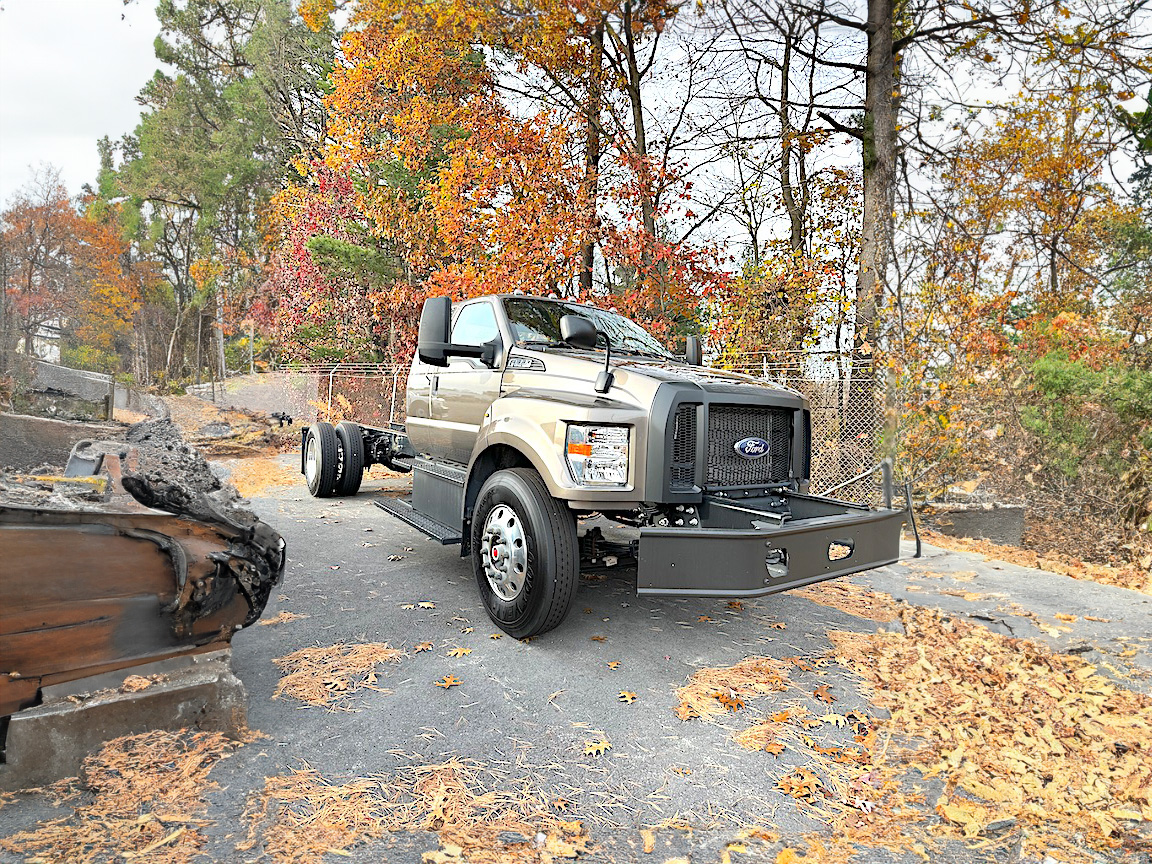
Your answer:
302;294;911;637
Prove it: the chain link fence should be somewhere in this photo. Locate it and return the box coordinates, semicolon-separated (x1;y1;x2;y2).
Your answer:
713;352;883;505
201;356;882;504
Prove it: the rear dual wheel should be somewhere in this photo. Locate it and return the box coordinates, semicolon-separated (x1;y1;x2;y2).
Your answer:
304;421;364;497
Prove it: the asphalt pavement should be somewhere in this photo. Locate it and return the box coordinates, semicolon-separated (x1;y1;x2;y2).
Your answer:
2;456;1150;863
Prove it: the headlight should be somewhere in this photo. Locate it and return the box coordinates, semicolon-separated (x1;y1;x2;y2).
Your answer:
566;425;629;487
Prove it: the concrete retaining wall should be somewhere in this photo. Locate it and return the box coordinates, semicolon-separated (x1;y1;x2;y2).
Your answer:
15;358;167;420
922;502;1027;546
0;650;247;789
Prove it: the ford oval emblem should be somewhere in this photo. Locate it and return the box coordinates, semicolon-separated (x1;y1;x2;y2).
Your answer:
734;436;771;459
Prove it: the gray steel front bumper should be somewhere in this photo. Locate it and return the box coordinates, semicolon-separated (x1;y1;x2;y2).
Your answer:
636;493;905;597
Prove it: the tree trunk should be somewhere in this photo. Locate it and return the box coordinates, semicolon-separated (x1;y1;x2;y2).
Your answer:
579;21;605;297
165;304;182;380
778;37;804;253
195;312;203;386
856;0;896;354
622;2;655;244
842;0;896;483
215;290;227;381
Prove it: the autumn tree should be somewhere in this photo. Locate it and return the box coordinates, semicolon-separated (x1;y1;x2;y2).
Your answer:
1;167;82;357
118;0;330;381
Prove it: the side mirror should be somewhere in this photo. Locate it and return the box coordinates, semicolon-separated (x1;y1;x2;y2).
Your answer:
417;296;492;367
417;296;452;367
685;335;702;367
560;314;598;350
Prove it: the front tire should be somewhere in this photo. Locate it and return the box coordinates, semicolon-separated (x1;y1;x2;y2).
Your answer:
304;422;339;498
471;468;578;639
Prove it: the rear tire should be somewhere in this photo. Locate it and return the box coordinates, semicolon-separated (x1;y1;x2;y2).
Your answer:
471;468;578;639
304;422;339;498
335;421;364;496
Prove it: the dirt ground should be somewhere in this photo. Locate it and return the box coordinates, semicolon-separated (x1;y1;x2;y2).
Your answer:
2;443;1151;863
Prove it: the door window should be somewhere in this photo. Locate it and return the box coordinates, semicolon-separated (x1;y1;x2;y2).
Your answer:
452;302;499;346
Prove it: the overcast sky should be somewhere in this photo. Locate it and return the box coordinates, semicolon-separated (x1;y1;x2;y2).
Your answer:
0;0;164;205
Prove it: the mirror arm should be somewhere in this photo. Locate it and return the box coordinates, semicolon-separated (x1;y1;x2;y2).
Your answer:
594;331;614;394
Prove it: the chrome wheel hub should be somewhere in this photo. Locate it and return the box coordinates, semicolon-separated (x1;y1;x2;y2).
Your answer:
480;504;527;601
305;435;319;484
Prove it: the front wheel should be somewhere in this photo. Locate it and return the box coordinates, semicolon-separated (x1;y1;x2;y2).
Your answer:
471;468;578;639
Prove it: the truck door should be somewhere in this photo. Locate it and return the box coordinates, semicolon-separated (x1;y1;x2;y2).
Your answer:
428;299;504;464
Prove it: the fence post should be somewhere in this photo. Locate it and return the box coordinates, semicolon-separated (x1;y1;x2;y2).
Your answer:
326;363;341;422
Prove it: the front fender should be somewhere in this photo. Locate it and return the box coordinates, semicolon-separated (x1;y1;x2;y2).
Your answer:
474;394;652;504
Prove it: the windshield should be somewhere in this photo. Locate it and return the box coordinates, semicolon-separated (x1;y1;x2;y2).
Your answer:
502;297;674;360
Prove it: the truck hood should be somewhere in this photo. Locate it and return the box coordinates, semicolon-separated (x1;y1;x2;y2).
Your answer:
613;358;801;397
501;348;801;411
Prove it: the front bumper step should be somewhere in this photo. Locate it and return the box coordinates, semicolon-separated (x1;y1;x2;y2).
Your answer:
636;492;904;597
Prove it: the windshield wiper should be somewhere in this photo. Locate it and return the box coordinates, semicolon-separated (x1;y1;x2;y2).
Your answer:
517;339;581;351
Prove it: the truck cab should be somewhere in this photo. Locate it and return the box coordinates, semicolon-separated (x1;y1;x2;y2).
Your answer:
303;294;910;638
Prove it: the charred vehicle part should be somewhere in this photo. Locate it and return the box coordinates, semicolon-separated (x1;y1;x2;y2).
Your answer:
302;294;911;638
1;427;286;732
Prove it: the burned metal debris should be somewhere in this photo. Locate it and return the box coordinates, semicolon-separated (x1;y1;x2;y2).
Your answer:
0;418;285;722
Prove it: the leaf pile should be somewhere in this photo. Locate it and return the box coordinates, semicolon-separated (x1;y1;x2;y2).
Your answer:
674;656;791;720
830;605;1152;854
792;579;900;622
0;729;241;864
242;759;591;864
225;455;303;498
258;610;310;627
272;642;403;709
921;528;1152;596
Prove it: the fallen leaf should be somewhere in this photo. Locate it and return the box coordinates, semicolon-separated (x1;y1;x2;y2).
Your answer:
770;711;790;722
714;691;745;712
434;675;461;689
641;828;656;853
607;661;621;670
770;622;787;630
583;738;611;757
489;633;503;640
820;713;847;728
1054;612;1078;622
727;600;744;610
418;601;435;609
590;635;607;642
552;797;570;810
413;642;433;653
447;647;471;657
697;616;714;622
400;604;416;610
619;691;638;704
460;627;474;634
813;685;835;704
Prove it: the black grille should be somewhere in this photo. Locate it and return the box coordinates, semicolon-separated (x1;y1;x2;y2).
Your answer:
705;405;792;488
670;403;699;489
